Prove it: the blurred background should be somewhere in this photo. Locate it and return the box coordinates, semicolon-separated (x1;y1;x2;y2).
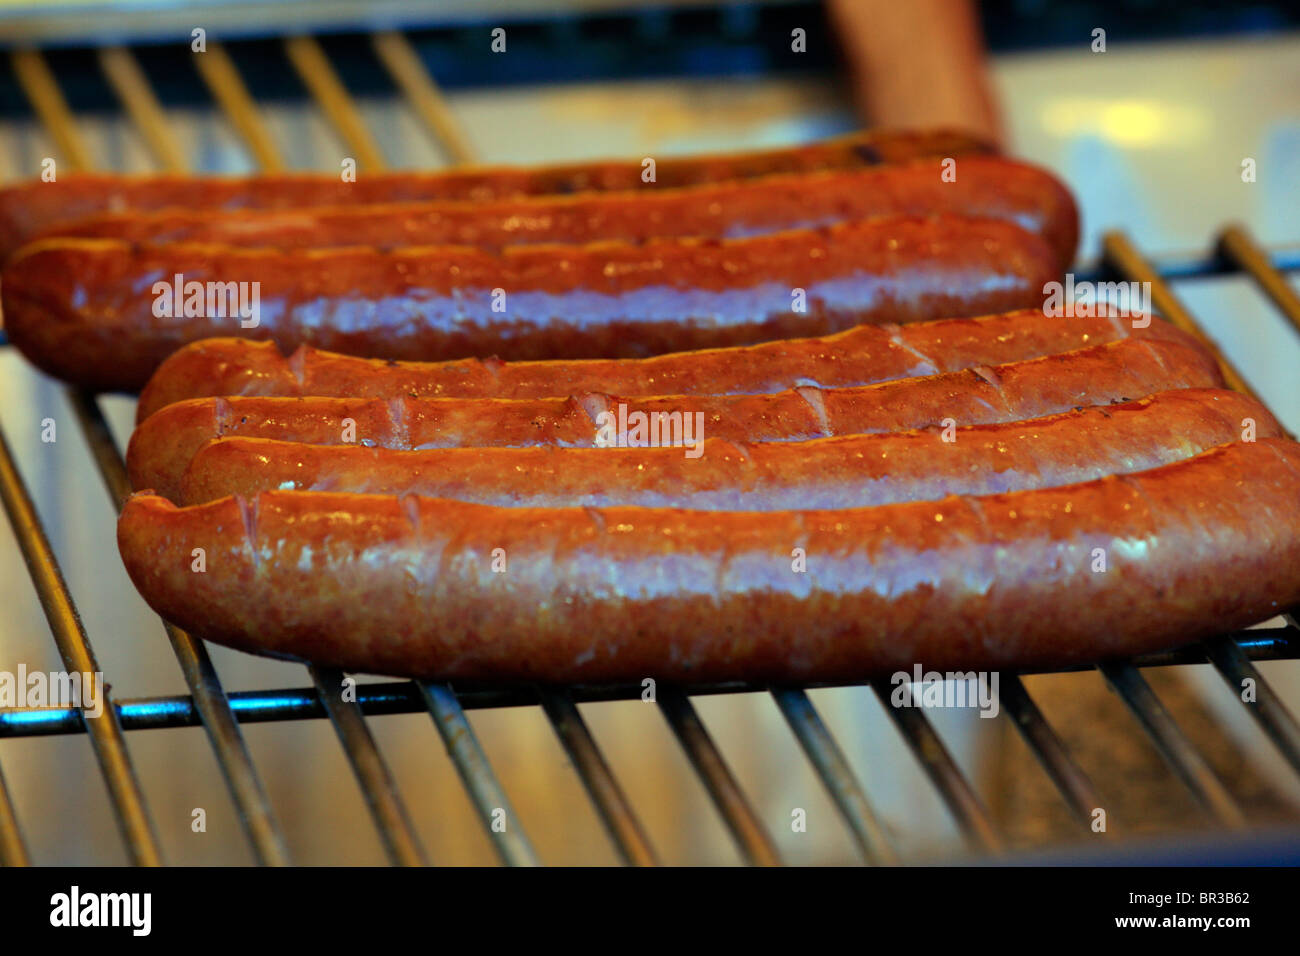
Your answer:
0;0;1297;865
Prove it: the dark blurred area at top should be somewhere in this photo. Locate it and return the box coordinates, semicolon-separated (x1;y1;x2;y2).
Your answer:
0;0;1293;117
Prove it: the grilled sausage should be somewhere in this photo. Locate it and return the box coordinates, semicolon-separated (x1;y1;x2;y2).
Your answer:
37;157;1077;268
4;216;1059;393
176;389;1275;507
127;337;1225;501
116;439;1300;683
0;127;992;258
135;309;1196;422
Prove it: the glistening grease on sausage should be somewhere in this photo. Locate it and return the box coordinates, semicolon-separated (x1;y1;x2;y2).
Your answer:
117;439;1300;684
3;216;1059;392
135;309;1198;422
0;127;993;258
126;337;1225;501
176;389;1277;507
36;157;1077;268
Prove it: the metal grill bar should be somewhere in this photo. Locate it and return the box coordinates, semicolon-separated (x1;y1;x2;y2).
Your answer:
1216;225;1300;337
997;674;1105;831
1102;229;1300;802
63;393;133;507
5;622;1297;738
309;665;429;865
1204;636;1300;778
420;681;539;866
657;686;782;865
872;680;1002;853
1101;230;1262;400
24;39;425;866
97;46;185;172
67;391;291;866
772;687;898;864
536;687;658;865
18;55;295;864
1078;245;1300;283
190;42;286;171
0;422;161;865
284;34;387;169
371;30;477;166
0;762;30;866
9;49;92;171
0;53;150;861
1099;662;1247;828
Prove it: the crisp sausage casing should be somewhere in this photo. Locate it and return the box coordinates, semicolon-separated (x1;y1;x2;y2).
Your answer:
0;128;992;258
176;389;1275;507
135;310;1198;422
127;337;1226;501
37;157;1077;268
4;216;1059;392
116;439;1300;684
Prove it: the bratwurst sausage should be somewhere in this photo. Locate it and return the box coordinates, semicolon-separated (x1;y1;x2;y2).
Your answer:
0;127;992;258
135;309;1196;422
126;337;1225;501
37;157;1077;268
117;439;1300;683
4;216;1058;392
176;389;1274;507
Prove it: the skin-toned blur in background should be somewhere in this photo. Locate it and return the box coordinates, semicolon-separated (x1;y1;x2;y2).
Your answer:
830;0;1004;146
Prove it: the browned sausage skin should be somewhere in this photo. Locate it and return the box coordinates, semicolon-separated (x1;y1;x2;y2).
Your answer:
36;157;1077;268
134;309;1198;422
117;439;1300;684
3;216;1058;392
0;128;993;258
127;337;1225;501
176;389;1275;507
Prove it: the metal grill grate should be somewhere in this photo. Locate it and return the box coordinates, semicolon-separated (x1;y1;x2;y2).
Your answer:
0;32;1298;867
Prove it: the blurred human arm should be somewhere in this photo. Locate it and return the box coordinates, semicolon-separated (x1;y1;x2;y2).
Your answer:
827;0;1003;147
